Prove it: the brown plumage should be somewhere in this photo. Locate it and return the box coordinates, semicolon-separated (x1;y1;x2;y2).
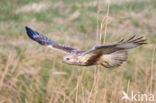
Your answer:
25;26;147;68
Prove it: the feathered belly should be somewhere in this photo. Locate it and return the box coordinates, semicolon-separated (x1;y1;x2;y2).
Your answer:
77;54;101;66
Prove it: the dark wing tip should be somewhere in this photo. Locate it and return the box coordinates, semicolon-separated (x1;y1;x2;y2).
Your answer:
131;36;147;45
25;26;29;30
119;35;147;45
25;26;32;33
25;26;54;45
25;26;39;40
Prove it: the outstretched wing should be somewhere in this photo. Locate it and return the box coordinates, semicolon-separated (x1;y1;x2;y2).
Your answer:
25;26;77;53
83;35;147;55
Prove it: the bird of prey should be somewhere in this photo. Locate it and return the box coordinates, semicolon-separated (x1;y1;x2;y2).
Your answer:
25;26;146;68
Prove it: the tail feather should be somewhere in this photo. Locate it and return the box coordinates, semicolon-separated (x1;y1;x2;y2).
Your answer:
101;50;128;68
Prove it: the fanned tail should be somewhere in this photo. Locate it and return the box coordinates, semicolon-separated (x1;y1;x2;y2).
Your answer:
101;50;128;68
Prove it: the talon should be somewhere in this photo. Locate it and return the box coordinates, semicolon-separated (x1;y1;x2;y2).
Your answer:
102;61;108;66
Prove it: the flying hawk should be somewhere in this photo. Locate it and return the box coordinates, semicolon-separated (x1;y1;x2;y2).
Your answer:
25;26;146;68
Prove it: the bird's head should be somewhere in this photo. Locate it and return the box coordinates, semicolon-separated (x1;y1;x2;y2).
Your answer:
63;54;77;65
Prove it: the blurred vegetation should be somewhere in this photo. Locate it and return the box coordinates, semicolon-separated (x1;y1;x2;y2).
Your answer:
0;0;156;103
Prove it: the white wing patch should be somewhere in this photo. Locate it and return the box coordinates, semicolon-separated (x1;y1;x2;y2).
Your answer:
46;45;67;53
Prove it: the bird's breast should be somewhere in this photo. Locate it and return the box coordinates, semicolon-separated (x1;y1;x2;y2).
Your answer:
77;54;101;66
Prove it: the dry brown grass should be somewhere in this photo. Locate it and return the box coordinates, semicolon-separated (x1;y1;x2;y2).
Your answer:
0;0;156;103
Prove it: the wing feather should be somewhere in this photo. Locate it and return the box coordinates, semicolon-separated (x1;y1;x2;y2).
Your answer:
25;26;77;53
83;35;147;55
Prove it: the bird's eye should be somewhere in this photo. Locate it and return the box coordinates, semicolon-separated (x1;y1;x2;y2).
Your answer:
66;58;70;60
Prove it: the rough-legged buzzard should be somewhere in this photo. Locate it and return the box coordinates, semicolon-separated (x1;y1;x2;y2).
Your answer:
25;26;146;68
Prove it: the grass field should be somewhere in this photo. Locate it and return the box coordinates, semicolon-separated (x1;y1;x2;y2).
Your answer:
0;0;156;103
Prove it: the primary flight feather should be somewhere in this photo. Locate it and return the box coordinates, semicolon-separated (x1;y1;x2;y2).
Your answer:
25;26;147;68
